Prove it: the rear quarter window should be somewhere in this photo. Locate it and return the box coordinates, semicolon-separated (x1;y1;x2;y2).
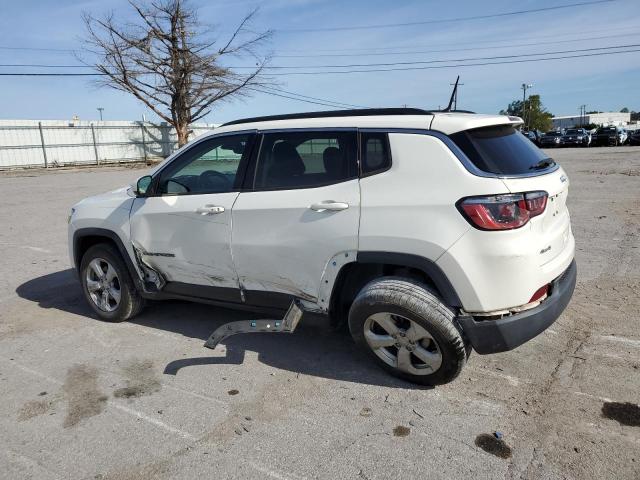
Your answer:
361;132;391;176
450;125;554;175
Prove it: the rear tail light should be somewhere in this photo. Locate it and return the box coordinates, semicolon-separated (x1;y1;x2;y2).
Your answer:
458;191;548;230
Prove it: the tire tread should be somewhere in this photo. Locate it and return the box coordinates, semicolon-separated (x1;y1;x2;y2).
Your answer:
349;276;467;385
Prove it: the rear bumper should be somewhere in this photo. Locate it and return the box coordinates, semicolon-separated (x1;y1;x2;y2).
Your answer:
457;260;577;354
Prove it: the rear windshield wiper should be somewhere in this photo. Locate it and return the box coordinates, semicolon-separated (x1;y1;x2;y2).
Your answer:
529;158;555;170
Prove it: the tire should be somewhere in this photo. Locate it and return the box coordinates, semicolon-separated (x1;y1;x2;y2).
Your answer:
80;243;145;322
348;277;467;386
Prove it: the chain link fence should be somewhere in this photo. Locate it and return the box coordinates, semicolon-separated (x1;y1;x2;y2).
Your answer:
0;120;216;169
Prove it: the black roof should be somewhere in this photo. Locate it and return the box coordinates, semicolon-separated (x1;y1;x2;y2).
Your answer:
221;108;433;127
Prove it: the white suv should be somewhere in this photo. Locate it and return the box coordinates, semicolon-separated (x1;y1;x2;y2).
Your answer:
68;108;576;385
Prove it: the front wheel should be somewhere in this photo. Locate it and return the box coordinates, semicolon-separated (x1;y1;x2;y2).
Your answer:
80;243;145;322
348;277;468;386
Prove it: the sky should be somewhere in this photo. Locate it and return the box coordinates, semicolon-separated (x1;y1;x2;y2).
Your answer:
1;0;639;123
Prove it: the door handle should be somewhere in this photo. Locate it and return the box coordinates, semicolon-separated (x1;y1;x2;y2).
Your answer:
309;201;349;212
196;205;225;215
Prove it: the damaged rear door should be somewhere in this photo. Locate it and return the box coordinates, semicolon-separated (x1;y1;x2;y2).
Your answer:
129;133;255;301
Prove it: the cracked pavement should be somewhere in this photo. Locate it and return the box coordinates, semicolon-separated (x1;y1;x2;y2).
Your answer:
0;147;639;479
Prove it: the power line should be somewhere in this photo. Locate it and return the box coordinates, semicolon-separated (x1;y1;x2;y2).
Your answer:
3;26;637;58
0;68;365;107
275;25;640;53
0;72;98;76
0;64;87;68
5;43;639;71
276;0;615;33
1;47;638;77
263;47;640;75
0;63;365;107
272;32;640;58
240;43;640;69
0;46;75;52
250;88;369;109
259;86;369;109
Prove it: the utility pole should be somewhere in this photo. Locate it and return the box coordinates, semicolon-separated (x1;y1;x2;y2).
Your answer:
579;104;587;127
450;81;464;110
97;107;104;121
521;83;533;129
578;106;581;127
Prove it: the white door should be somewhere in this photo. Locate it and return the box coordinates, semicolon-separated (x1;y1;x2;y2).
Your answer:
130;133;254;300
231;130;360;308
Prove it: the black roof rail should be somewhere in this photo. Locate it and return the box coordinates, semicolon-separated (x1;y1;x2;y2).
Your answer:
431;109;476;114
221;108;433;127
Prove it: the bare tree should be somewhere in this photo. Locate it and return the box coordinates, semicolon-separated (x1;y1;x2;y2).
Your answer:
83;0;272;146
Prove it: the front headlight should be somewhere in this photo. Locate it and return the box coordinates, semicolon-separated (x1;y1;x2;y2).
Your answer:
577;135;583;139
68;207;76;224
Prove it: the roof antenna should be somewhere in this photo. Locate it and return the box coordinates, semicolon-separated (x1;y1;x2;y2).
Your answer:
443;75;460;112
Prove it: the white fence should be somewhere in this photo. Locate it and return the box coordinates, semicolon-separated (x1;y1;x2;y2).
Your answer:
0;120;217;169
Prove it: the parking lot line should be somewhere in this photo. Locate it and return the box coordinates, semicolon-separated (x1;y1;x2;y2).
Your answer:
597;335;640;348
109;402;196;441
163;384;229;406
468;368;525;386
249;461;307;480
1;356;197;441
571;391;613;403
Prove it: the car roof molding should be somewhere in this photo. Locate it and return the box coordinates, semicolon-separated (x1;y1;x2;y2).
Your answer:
221;108;435;127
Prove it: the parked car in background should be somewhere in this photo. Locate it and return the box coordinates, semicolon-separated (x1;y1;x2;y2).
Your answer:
628;130;640;146
591;126;627;146
522;129;543;146
561;128;591;147
540;131;563;148
621;129;630;145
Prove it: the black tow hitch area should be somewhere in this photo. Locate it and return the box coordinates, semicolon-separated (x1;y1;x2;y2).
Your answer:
203;300;304;350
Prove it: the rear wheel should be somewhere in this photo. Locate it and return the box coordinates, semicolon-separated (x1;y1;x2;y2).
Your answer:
80;243;145;322
348;277;467;386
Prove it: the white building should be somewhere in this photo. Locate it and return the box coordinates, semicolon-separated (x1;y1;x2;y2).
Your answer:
552;112;631;129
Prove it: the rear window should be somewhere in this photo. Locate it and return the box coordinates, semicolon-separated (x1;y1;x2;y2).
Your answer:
450;125;554;175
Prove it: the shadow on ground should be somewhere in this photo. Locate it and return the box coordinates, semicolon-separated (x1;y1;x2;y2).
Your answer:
16;269;423;389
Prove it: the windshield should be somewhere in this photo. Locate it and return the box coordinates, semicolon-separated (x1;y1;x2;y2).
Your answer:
450;125;555;175
598;127;617;133
565;129;580;135
545;132;562;137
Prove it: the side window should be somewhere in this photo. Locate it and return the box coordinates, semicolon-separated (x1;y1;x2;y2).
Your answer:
254;131;357;190
158;134;250;195
361;132;391;176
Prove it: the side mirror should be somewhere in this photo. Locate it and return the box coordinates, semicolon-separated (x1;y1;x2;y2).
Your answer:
136;175;153;197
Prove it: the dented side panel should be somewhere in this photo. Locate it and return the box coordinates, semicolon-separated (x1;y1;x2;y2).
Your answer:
231;179;361;306
129;192;241;289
